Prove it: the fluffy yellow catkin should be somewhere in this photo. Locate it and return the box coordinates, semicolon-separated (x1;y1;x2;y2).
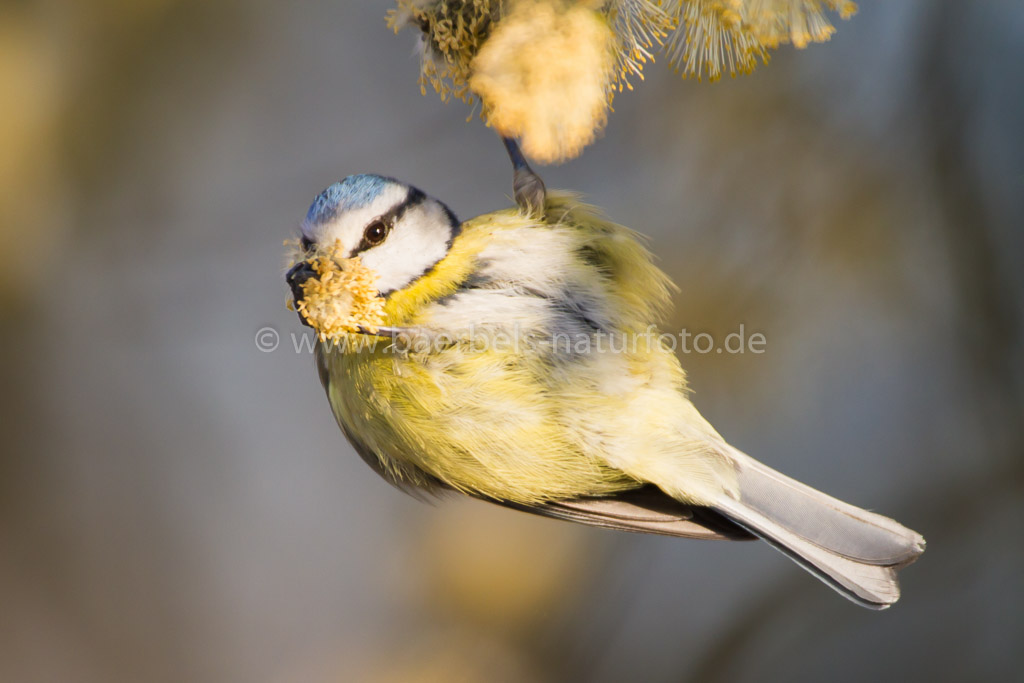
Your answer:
386;0;858;156
469;0;616;164
287;240;385;343
667;0;858;80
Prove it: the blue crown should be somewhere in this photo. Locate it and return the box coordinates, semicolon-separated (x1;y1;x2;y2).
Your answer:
305;174;396;226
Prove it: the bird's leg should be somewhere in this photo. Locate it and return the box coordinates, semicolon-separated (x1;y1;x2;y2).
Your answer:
502;136;546;218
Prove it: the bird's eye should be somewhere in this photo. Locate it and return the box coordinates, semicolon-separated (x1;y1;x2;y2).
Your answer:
362;219;390;247
300;235;314;251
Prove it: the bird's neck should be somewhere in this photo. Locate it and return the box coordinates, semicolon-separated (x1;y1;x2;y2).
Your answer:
381;215;498;326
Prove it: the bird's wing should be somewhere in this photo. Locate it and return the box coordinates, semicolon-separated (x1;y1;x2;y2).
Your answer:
707;444;926;608
496;485;755;541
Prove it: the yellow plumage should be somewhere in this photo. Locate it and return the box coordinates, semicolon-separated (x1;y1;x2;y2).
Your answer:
316;193;735;505
288;175;924;607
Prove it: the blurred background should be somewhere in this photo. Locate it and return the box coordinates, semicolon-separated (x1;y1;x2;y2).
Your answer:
1;1;1022;681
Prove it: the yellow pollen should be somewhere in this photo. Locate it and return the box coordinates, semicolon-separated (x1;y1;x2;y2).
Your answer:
287;240;386;343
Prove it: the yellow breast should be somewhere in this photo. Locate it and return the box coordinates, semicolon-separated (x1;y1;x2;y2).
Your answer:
318;193;731;505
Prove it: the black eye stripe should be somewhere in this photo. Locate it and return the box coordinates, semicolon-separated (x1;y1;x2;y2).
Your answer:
400;188;426;218
349;187;427;256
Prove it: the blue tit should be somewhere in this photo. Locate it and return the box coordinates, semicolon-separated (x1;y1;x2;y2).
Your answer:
285;172;925;609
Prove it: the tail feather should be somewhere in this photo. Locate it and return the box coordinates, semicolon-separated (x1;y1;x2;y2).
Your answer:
713;447;926;609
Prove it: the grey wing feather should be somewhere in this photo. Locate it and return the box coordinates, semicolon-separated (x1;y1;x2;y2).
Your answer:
713;445;926;609
500;485;755;541
314;344;924;607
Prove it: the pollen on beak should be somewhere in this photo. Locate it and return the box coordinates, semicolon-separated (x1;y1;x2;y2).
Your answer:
284;242;386;341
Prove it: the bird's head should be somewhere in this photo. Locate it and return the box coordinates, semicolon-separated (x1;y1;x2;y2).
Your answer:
287;174;459;301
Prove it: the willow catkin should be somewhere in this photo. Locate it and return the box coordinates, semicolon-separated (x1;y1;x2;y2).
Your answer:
469;0;616;164
289;240;386;342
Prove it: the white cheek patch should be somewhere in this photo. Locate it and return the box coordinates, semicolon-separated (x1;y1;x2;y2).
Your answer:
300;184;455;296
302;184;410;254
359;201;454;294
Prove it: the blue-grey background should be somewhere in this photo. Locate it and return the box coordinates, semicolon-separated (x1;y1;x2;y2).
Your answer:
1;1;1021;681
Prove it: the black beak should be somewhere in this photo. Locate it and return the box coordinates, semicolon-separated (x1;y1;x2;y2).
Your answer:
286;260;317;327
